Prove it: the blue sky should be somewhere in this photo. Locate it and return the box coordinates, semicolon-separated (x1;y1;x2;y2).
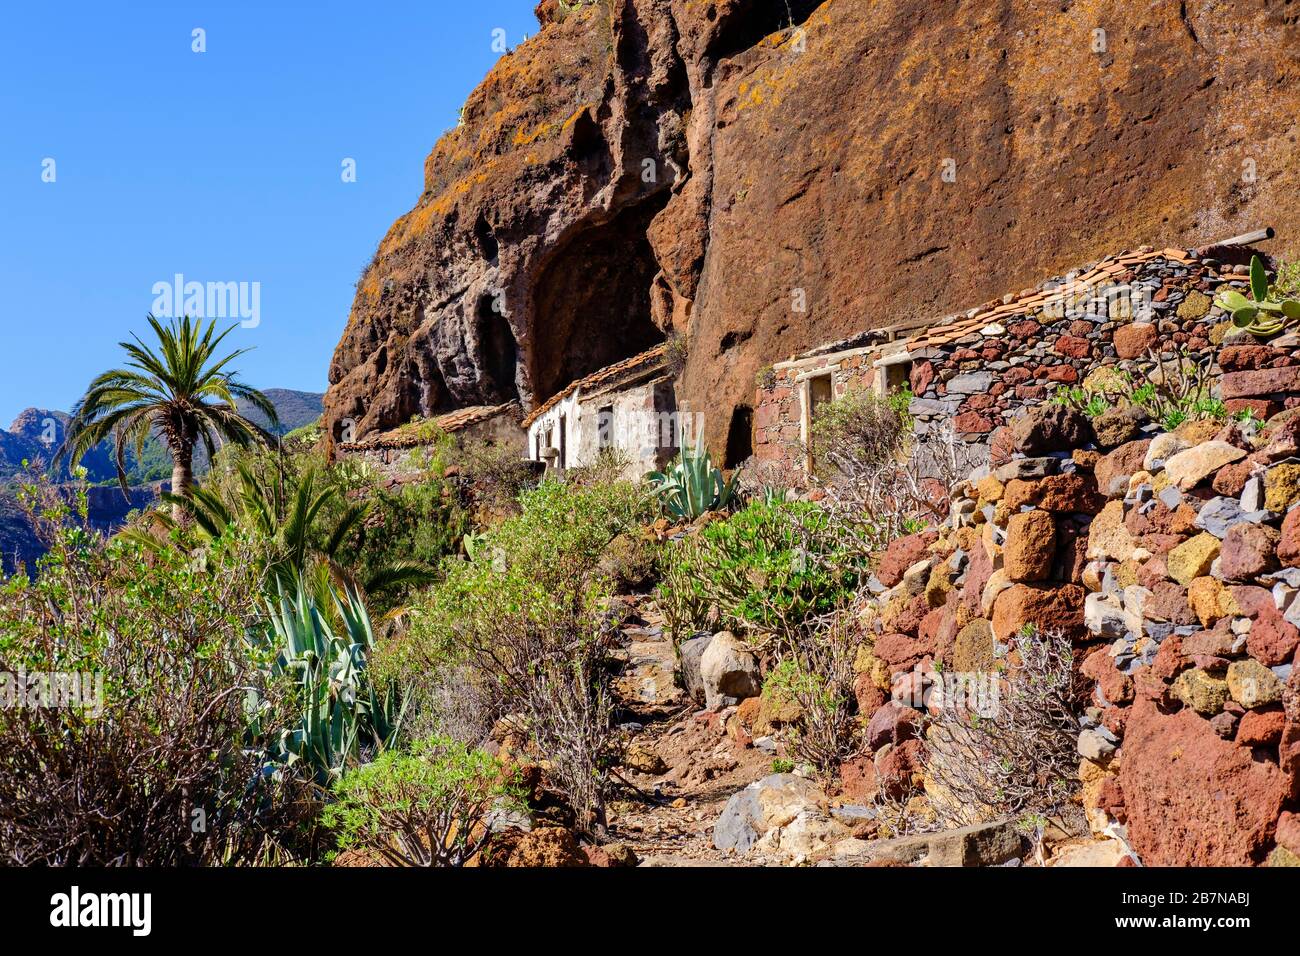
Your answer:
0;0;539;425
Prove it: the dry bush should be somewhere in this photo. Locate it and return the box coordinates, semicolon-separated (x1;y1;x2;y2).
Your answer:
806;389;984;553
923;626;1082;830
768;608;866;776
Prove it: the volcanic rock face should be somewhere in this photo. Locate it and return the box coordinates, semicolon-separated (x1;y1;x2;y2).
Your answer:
325;0;1300;446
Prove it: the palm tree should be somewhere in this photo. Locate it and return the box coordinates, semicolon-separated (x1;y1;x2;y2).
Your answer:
58;314;279;519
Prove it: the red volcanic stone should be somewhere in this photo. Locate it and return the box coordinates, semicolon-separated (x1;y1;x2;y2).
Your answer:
1044;365;1080;384
1119;696;1290;865
865;702;923;751
1247;609;1300;667
962;393;996;411
990;583;1086;643
962;538;993;612
1280;506;1300;568
1278;812;1300;856
1015;384;1049;400
1150;635;1188;682
1236;708;1286;748
854;672;887;717
1054;334;1091;359
1212;461;1253;497
875;739;925;799
875;632;930;668
910;361;935;395
1002;366;1032;385
876;529;938;587
1095;439;1151;498
1083;647;1134;705
953;410;996;434
1218;345;1278;372
839;755;878;803
1114;323;1158;359
1220;366;1300;399
1009;320;1040;339
1219;523;1280;582
1137;556;1169;588
1226;398;1281;420
1102;705;1129;738
1144;582;1197;626
1097;776;1126;821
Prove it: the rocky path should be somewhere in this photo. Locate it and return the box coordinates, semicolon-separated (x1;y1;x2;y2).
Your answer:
605;597;774;866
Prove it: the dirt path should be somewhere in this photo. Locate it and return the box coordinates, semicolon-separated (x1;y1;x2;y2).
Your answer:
605;597;775;866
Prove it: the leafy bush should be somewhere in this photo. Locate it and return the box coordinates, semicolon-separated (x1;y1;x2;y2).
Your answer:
647;438;738;520
657;499;866;648
324;735;524;867
386;478;651;835
0;480;302;865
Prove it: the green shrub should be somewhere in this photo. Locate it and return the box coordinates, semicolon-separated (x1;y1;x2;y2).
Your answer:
657;498;866;648
252;577;404;786
0;479;304;865
385;478;652;835
324;735;524;867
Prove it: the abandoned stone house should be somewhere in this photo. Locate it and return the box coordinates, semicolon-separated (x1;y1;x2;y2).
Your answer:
337;401;524;480
754;231;1279;476
522;344;680;477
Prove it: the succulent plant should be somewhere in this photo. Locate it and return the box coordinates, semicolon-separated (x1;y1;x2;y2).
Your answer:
1216;255;1300;337
646;436;738;520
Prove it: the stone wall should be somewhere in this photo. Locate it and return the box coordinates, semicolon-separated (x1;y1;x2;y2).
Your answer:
850;397;1300;866
754;244;1300;477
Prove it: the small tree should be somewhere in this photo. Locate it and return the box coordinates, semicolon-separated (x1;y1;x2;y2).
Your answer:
325;736;524;867
59;314;278;520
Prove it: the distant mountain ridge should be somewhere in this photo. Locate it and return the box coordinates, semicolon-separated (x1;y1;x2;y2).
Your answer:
0;388;323;575
0;388;324;485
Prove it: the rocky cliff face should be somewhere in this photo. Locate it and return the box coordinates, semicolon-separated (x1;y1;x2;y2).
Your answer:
325;0;1300;449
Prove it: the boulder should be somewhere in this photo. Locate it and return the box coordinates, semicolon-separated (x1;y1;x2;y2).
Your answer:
1218;523;1280;582
1171;668;1229;716
1092;406;1146;448
1220;366;1300;399
1226;659;1285;709
864;701;923;751
824;818;1023;867
1265;464;1300;512
1166;533;1220;586
1009;404;1092;456
990;583;1085;643
1120;696;1289;865
699;632;761;710
506;827;588;867
713;773;827;853
1113;322;1159;360
877;529;939;588
677;634;713;704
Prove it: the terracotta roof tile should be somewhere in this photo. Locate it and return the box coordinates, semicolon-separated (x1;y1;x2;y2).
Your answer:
521;344;668;428
905;246;1200;352
341;402;521;451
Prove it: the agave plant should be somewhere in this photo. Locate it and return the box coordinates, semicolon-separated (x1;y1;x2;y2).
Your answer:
1216;255;1300;337
249;576;404;785
646;437;738;520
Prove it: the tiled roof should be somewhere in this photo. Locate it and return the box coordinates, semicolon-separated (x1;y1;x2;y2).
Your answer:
341;402;521;451
521;344;669;428
904;246;1198;352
